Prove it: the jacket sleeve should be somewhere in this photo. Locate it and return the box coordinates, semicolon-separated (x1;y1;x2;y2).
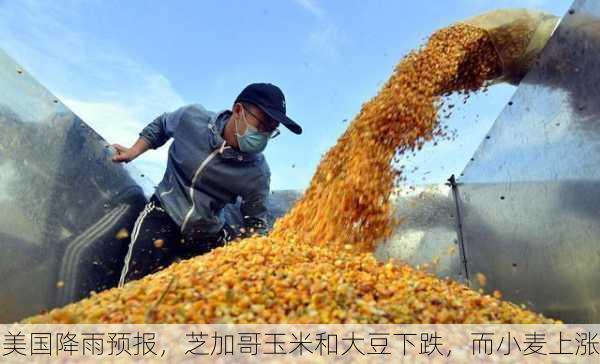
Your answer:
139;106;187;149
240;166;270;236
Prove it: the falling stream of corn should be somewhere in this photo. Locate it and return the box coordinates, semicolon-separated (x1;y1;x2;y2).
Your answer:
24;24;557;324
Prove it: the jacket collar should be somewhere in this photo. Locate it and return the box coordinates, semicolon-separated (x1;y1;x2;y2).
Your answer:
208;109;261;162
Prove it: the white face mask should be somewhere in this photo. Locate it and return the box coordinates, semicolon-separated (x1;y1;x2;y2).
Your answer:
234;107;271;154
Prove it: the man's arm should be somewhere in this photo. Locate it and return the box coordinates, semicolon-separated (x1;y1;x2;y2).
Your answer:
111;106;187;163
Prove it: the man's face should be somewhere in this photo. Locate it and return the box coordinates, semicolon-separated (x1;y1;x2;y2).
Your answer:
234;103;279;134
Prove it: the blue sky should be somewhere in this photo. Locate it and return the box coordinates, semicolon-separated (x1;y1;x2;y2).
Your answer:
0;0;572;190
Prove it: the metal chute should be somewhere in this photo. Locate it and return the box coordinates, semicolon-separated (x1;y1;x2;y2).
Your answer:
461;8;560;85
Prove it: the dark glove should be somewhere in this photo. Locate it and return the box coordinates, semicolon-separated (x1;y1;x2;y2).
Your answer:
217;223;238;245
240;216;268;238
183;224;235;250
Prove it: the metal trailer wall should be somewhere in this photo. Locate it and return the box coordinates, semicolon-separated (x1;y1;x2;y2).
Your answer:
0;49;151;322
457;0;600;323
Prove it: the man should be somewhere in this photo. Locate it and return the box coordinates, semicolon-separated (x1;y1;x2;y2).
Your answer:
111;83;302;286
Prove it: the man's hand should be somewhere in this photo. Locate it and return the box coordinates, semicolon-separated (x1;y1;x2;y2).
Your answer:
240;216;268;238
110;138;151;163
111;144;136;163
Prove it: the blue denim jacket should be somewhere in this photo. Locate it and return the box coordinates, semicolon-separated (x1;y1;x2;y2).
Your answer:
139;104;270;236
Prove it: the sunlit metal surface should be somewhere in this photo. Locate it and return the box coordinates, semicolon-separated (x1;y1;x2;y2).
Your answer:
374;184;464;282
458;0;600;323
0;50;148;322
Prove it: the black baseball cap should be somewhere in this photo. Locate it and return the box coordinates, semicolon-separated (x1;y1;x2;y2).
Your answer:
234;83;302;135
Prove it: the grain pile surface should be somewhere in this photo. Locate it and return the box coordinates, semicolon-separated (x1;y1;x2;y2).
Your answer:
25;24;555;324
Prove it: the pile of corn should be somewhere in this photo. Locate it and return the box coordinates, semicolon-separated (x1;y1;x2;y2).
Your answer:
25;24;555;324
